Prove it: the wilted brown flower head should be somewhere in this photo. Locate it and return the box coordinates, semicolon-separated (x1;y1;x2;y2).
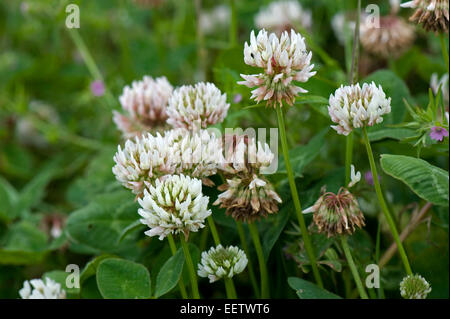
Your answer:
360;15;416;58
312;187;365;237
214;134;282;222
401;0;449;33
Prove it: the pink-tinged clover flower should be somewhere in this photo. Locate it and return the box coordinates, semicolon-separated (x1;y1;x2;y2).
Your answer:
238;29;316;108
90;80;105;97
429;126;449;141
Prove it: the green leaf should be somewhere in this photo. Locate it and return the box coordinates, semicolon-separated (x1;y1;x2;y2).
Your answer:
80;254;118;284
118;219;145;243
262;202;290;261
17;167;55;213
294;95;329;105
0;177;18;222
380;154;449;207
96;259;151;299
66;190;141;253
278;128;329;176
287;277;341;299
0;221;48;265
154;248;185;298
368;127;416;142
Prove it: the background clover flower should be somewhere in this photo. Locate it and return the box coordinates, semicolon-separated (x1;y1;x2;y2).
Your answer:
214;134;282;222
400;274;432;299
312;187;365;237
137;174;211;240
19;278;66;299
199;5;230;35
197;245;248;283
166;82;230;130
90;79;105;97
113;76;173;138
254;1;312;35
430;125;449;141
239;29;316;107
112;128;224;195
360;15;415;58
328;82;392;136
401;0;449;33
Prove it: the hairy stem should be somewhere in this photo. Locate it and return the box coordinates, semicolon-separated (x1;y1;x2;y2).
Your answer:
276;106;323;288
340;236;369;299
180;235;200;298
224;277;237;299
167;234;189;299
236;221;260;298
362;127;412;275
248;222;269;298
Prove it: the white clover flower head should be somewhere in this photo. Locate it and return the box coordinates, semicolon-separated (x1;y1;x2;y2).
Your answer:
166;82;230;130
360;15;415;58
400;274;432;299
198;245;248;283
112;130;182;195
113;76;173;138
137;174;211;240
19;278;66;299
328;82;392;136
199;5;231;35
239;29;316;107
348;164;361;188
254;1;312;35
223;134;274;174
112;128;224;195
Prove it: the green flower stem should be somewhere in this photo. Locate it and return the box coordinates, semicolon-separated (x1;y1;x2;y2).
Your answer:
362;127;413;275
67;29;116;108
345;0;360;187
340;236;369;299
229;0;237;47
207;216;221;246
440;34;449;73
224;278;237;299
345;132;354;185
206;216;238;297
276;106;323;288
167;234;188;299
194;0;206;81
248;222;269;298
179;235;201;299
236;221;260;298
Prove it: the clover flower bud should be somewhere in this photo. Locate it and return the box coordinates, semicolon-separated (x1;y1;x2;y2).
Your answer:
400;274;432;299
328;82;391;136
113;76;173;138
312;187;365;237
137;174;211;240
198;245;248;283
166;82;230;130
19;278;66;299
112;128;224;195
238;29;316;107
